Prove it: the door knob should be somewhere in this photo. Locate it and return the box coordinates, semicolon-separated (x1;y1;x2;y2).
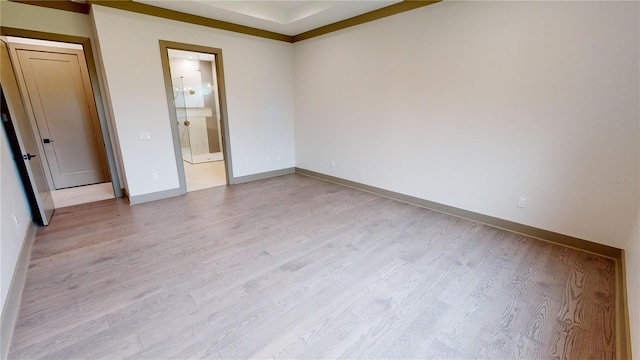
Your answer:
23;153;37;160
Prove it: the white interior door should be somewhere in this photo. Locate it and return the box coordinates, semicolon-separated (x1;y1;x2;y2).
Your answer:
0;39;54;225
15;48;108;189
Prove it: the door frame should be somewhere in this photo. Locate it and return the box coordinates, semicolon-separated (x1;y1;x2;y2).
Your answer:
0;36;53;225
1;27;123;198
159;40;234;192
12;44;110;190
1;89;47;225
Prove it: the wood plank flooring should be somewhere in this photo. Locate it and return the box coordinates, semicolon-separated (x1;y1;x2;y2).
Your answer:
8;174;616;359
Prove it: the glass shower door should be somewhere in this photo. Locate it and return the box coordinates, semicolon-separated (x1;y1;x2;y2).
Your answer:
172;76;193;163
169;51;224;164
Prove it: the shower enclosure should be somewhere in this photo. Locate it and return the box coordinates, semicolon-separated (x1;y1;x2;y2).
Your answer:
169;50;223;164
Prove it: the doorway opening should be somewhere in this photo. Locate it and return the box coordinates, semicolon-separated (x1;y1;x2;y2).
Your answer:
160;41;232;193
5;36;117;209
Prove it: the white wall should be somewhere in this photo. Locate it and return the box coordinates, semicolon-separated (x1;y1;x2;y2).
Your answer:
0;0;92;38
91;6;295;197
0;127;31;314
627;114;640;357
294;1;639;249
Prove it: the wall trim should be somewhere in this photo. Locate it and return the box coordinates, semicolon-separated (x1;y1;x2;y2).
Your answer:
89;0;293;43
292;1;440;42
1;221;37;359
231;167;295;185
128;187;183;206
9;0;89;14
295;167;622;260
296;167;630;359
9;0;441;44
158;40;234;192
122;188;130;203
617;252;632;360
127;168;294;204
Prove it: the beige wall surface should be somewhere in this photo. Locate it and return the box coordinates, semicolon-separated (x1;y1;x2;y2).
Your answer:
294;1;639;250
0;124;31;325
91;5;295;197
0;0;92;37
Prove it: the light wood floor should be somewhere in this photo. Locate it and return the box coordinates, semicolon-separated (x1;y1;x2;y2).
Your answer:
50;182;114;209
8;174;615;359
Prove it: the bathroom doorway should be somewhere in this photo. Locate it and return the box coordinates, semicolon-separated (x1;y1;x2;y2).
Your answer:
160;41;232;192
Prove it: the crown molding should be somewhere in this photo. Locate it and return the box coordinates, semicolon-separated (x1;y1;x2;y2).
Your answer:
8;0;441;43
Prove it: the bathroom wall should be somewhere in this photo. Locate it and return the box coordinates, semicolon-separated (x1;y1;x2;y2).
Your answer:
199;60;220;154
170;56;218;160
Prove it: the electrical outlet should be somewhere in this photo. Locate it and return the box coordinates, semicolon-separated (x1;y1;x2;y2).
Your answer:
153;172;159;180
276;155;282;161
518;197;527;208
13;214;19;226
331;160;336;168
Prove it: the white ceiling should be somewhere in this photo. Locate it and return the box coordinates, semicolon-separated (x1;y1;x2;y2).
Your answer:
133;0;401;36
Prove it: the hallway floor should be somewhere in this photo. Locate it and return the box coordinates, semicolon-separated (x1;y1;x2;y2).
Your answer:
50;182;114;208
184;160;226;192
